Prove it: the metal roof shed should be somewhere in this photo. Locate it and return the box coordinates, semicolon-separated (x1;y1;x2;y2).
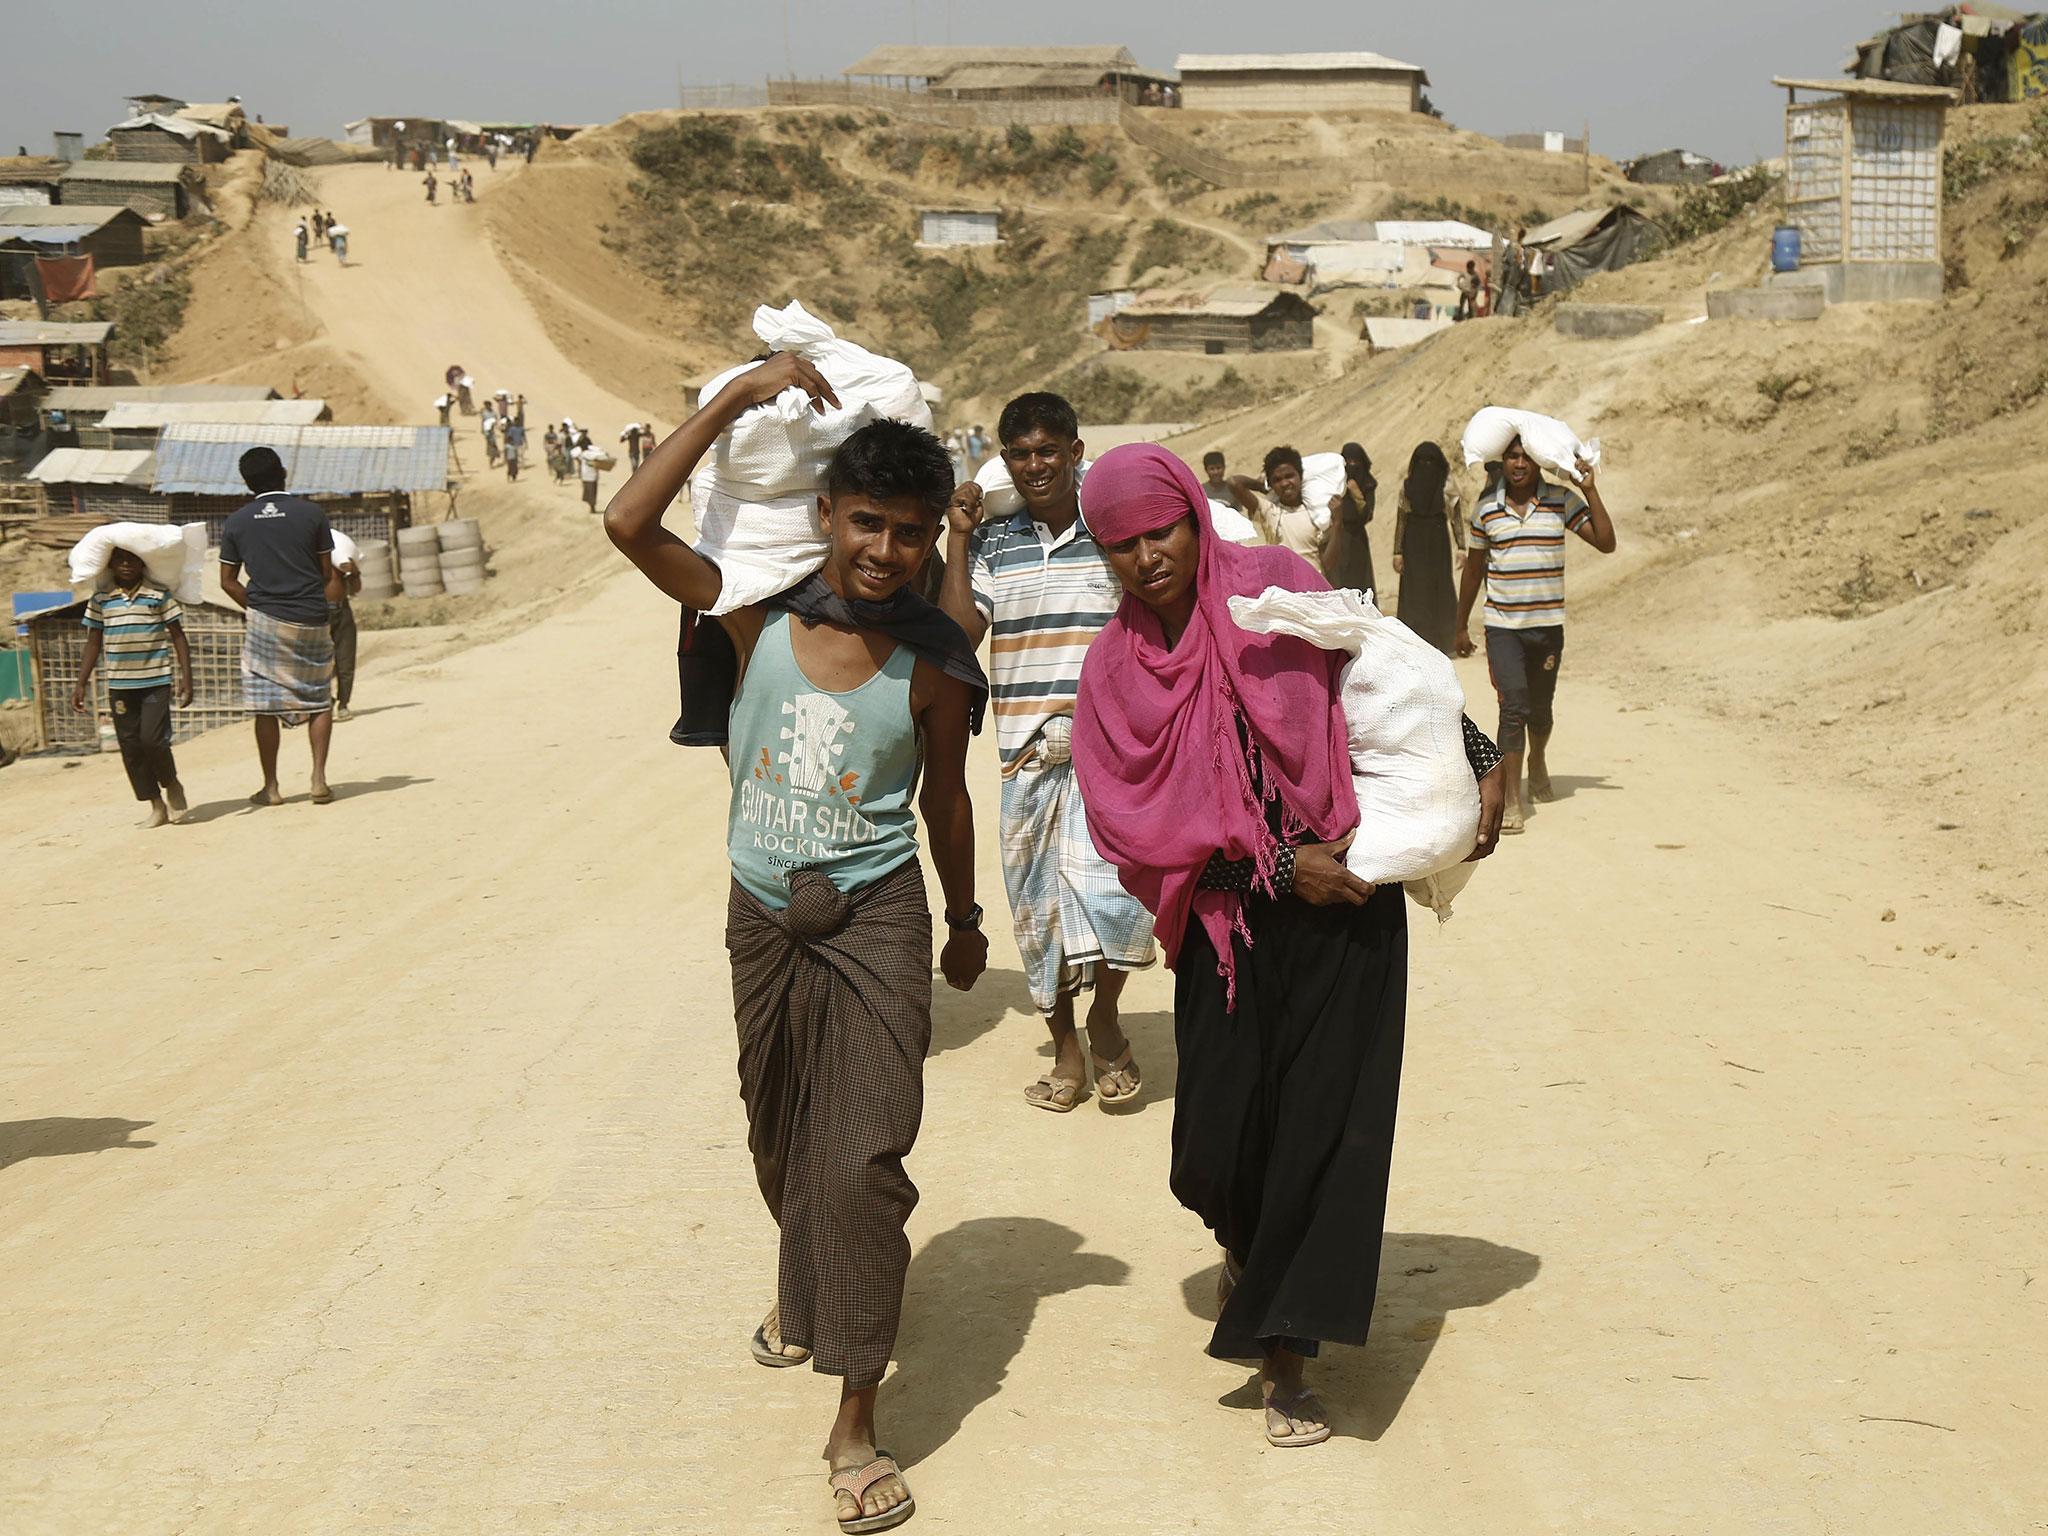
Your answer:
919;208;1000;247
1775;76;1953;303
57;159;198;220
152;423;451;495
0;320;115;385
1175;51;1429;114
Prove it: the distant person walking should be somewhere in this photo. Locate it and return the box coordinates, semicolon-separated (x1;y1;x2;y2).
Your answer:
423;170;438;205
1455;261;1480;321
1455;436;1617;832
435;392;453;428
503;416;525;481
218;447;339;807
70;543;191;828
460;169;474;203
327;220;348;264
327;530;362;722
480;402;501;467
576;436;603;512
1391;441;1464;654
293;219;309;262
1320;442;1377;597
544;424;567;483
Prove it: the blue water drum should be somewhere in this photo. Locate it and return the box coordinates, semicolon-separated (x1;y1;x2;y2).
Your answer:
1771;225;1802;273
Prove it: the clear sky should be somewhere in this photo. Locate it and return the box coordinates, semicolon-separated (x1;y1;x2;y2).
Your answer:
6;0;1882;167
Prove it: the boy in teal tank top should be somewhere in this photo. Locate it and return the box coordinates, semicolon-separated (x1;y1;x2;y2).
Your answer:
607;354;988;1534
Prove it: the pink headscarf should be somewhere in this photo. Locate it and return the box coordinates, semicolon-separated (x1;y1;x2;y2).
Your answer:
1073;444;1358;1000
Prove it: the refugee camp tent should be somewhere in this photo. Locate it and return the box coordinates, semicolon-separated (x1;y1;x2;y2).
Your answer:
1849;6;2048;102
1626;149;1722;185
1522;206;1663;292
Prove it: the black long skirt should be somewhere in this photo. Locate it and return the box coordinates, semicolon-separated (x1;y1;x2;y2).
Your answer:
1397;512;1458;655
1171;882;1407;1361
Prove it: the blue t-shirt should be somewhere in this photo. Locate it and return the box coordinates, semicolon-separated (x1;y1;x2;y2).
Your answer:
219;492;333;624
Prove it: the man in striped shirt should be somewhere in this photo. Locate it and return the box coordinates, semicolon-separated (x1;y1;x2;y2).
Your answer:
940;392;1155;1114
72;545;192;827
1455;435;1616;832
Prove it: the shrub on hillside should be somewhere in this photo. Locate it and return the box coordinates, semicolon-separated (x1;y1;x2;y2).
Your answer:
1129;218;1229;278
1664;165;1779;244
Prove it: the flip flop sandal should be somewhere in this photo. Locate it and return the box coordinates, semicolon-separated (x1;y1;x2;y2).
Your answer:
1264;1388;1333;1448
1090;1046;1142;1106
750;1323;810;1368
829;1451;915;1533
1023;1074;1086;1113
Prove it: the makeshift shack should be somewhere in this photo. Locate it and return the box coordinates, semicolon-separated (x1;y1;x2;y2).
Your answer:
28;595;246;752
0;367;47;479
1626;148;1722;185
1175;52;1429;113
843;45;1164;101
1100;285;1317;353
57;160;198;221
1521;205;1664;293
0;206;148;295
0;158;67;208
106;114;232;165
151;422;448;546
26;447;159;519
0;321;113;385
174;103;249;148
40;383;278;442
1777;77;1951;303
98;398;331;449
344;117;451;152
919;208;1000;247
125;93;187;118
1263;218;1494;303
1850;8;2048;103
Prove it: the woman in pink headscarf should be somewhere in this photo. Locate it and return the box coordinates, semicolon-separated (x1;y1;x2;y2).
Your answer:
1073;443;1503;1448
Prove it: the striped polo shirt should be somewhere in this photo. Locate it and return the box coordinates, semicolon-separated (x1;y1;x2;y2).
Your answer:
1469;480;1591;630
82;581;183;689
969;506;1125;776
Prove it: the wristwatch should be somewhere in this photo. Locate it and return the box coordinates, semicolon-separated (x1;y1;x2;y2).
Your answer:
945;903;985;933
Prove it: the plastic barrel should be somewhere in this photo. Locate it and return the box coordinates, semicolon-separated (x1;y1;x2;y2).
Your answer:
1771;225;1802;273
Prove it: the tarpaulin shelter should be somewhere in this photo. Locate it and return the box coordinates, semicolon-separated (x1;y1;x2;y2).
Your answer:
1522;205;1664;292
1849;6;2048;102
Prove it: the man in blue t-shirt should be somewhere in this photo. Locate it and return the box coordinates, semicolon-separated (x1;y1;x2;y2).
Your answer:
218;447;339;806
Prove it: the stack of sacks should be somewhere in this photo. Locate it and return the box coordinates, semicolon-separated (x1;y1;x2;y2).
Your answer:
68;522;207;605
692;300;932;616
1228;584;1481;920
1460;406;1599;485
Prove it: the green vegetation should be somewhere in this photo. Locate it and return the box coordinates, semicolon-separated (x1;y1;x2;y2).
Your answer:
95;266;191;368
1943;105;2048;200
1128;218;1228;279
864;124;1120;195
1664;165;1779;244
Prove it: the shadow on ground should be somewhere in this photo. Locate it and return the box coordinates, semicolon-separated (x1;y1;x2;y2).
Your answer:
1181;1231;1540;1442
881;1217;1130;1466
0;1117;157;1171
1541;773;1619;801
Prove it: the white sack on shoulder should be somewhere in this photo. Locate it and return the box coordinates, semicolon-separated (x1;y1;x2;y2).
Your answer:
1207;497;1261;545
1461;406;1600;485
1227;584;1480;920
695;299;932;502
69;521;202;600
693;486;828;617
974;455;1091;522
330;529;360;565
1299;451;1346;531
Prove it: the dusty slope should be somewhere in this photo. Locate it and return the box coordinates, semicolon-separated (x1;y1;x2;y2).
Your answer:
3;111;2043;1536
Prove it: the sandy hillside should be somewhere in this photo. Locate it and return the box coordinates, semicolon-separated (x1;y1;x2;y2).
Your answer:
2;124;2043;1536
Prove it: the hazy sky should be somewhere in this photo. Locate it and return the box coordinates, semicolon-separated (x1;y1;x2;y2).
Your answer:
7;1;1879;167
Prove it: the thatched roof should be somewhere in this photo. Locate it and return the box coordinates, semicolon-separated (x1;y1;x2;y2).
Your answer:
846;44;1136;80
1177;51;1428;79
175;102;247;130
0;156;67;187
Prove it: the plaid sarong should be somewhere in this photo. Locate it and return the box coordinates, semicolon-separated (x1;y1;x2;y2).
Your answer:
242;608;335;725
726;861;932;1390
999;719;1156;1015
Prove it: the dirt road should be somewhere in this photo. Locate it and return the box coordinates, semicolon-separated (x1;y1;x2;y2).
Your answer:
3;163;2042;1535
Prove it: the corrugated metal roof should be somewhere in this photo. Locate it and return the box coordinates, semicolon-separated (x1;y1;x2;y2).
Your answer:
152;423;451;496
0;223;104;246
0;366;43;397
1120;284;1310;319
27;447;157;486
0;203;140;231
847;44;1136;78
1774;76;1958;101
59;160;192;184
1371;220;1494;247
43;383;275;409
934;62;1120;90
0;321;116;346
107;113;231;141
101;399;331;429
1177;51;1427;75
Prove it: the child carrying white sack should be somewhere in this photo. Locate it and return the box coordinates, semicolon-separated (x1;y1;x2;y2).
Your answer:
1228;585;1482;919
690;299;932;616
69;521;208;604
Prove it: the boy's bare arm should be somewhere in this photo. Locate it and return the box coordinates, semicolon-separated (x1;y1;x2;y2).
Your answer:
603;354;841;612
938;481;989;649
218;562;248;609
169;622;192;706
72;631;103;711
916;668;986;993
